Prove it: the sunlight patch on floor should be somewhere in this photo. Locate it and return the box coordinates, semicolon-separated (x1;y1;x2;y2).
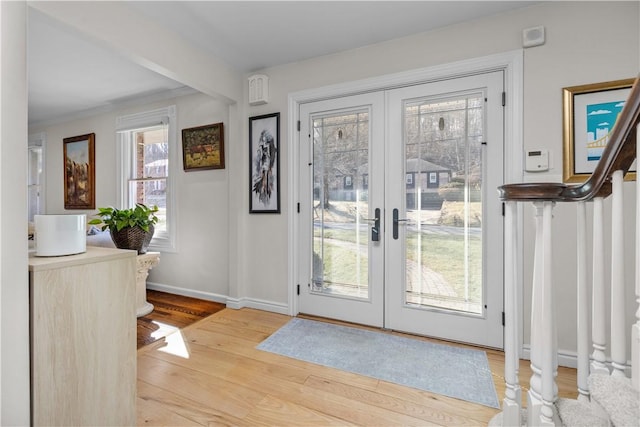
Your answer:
150;321;190;358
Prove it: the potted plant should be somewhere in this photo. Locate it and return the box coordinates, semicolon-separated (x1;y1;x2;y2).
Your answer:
88;203;159;254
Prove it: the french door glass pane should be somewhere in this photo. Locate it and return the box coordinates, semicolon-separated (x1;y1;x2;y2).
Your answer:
312;110;370;299
403;94;484;314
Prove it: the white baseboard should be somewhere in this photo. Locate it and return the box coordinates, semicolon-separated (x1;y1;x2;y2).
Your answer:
226;297;289;315
522;345;632;374
522;345;578;368
146;281;289;315
146;281;227;304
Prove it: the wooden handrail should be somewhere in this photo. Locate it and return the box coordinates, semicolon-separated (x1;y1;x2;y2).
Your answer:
499;75;640;202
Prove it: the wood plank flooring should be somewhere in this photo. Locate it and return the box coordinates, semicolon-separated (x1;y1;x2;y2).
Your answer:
137;290;226;348
137;308;578;426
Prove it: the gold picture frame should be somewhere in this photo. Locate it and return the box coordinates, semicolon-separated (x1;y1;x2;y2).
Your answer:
563;78;635;182
63;133;95;209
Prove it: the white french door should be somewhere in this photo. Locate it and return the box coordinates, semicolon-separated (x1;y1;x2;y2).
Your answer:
298;92;385;327
385;72;504;348
298;71;504;348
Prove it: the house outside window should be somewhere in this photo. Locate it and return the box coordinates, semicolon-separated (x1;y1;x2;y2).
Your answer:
405;173;414;188
344;175;353;189
116;106;177;252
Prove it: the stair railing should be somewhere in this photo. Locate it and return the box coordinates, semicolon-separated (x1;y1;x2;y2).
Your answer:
495;75;640;426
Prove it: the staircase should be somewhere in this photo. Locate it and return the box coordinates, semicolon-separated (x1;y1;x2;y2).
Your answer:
491;75;640;427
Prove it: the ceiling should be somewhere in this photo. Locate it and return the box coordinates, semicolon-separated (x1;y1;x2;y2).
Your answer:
27;1;537;127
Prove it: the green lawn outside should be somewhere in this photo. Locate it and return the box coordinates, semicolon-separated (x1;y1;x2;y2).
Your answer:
314;226;481;302
314;239;368;286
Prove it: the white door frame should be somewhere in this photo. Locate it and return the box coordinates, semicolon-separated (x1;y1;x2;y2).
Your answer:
28;132;47;219
288;50;524;351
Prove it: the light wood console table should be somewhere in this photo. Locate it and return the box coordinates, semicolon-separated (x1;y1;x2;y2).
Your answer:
29;247;136;426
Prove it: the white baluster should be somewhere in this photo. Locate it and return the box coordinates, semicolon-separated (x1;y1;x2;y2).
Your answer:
591;197;610;375
528;202;554;425
611;170;627;378
539;201;558;426
576;201;591;401
502;201;522;426
528;203;543;424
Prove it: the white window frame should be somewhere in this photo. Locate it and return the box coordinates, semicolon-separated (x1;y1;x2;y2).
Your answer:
116;105;177;252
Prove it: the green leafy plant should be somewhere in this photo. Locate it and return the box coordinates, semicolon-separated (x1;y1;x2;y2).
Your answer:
88;203;159;233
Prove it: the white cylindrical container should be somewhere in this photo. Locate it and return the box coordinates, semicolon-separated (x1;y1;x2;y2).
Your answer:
35;214;87;256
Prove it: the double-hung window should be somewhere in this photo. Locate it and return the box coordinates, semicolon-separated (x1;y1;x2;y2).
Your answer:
116;106;177;252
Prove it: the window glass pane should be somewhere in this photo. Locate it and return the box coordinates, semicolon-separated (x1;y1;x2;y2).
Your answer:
403;93;484;315
134;127;168;179
129;179;166;234
130;126;168;235
312;111;370;299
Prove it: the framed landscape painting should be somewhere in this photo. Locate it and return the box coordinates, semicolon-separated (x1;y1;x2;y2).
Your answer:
182;122;225;171
63;133;95;209
249;112;280;213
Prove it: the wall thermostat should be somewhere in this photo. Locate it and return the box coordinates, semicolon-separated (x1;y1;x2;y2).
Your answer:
525;149;549;172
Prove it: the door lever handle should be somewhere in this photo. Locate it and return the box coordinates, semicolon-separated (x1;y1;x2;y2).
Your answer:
393;208;409;240
368;208;380;242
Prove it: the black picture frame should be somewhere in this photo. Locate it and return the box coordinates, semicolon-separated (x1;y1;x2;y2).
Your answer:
249;112;280;213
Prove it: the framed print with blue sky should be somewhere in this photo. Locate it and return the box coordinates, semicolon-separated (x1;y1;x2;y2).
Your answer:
563;78;635;182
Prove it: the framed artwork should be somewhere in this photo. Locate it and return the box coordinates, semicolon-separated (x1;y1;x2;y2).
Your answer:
63;133;95;209
182;122;225;171
249;112;280;213
563;78;636;182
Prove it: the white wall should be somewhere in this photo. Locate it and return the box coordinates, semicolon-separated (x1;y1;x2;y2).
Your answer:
30;92;231;300
0;2;30;424
23;1;640;368
239;2;639;357
148;94;230;299
514;1;639;359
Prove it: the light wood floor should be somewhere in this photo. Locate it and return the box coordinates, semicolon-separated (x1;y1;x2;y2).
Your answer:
137;290;225;348
137;308;578;426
